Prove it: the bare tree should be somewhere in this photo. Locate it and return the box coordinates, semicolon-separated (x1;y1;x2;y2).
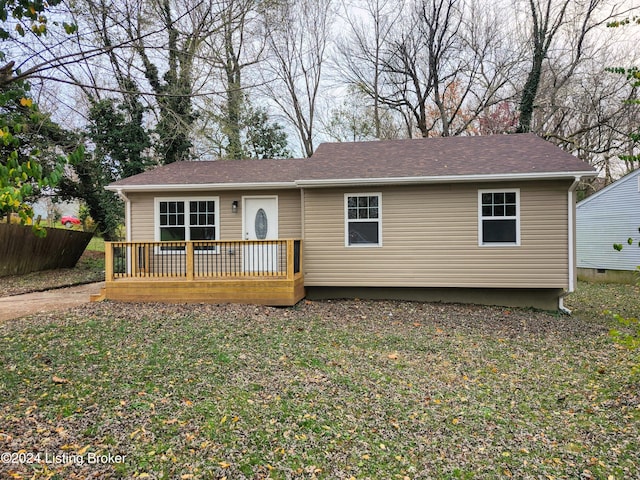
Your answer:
260;0;333;157
540;45;640;180
201;0;267;159
132;0;227;163
515;0;635;133
54;0;229;164
366;0;518;138
334;0;404;139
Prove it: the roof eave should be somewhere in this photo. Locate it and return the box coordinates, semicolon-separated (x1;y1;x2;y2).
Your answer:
105;181;299;193
295;171;598;187
106;171;597;192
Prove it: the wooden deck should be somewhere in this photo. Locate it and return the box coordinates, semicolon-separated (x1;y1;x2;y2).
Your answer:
97;239;305;306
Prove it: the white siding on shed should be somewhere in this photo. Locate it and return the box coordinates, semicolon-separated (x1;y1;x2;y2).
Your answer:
576;170;640;271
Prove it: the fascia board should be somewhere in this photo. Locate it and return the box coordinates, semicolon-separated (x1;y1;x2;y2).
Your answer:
105;182;299;192
106;171;598;192
295;171;598;187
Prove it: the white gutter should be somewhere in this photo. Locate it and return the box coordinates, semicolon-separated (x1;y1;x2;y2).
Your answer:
107;171;597;193
560;175;582;314
105;182;298;193
295;171;597;188
559;296;571;315
114;188;131;242
567;175;581;293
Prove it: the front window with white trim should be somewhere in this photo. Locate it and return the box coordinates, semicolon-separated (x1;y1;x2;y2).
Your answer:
478;190;520;246
345;193;382;247
156;198;219;250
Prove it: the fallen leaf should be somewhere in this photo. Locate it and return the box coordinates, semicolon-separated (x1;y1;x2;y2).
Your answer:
77;445;90;455
52;375;70;384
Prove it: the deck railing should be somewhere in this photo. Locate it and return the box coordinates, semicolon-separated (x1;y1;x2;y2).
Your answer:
105;239;302;281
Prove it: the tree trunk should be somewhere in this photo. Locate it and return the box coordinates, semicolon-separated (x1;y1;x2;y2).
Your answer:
517;52;544;133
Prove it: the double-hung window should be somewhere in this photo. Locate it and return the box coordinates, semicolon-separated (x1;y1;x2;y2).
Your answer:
156;198;219;251
345;193;382;247
159;201;187;242
478;190;520;246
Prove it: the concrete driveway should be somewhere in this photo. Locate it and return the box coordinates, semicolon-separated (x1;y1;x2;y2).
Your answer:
0;282;105;322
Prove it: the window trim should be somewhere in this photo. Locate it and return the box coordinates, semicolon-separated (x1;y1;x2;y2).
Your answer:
154;197;220;252
477;189;520;247
344;192;383;248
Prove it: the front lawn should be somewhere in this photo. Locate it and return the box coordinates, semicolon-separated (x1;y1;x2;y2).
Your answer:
0;286;638;479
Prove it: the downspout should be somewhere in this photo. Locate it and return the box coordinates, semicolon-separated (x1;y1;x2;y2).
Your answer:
560;176;581;315
115;188;131;242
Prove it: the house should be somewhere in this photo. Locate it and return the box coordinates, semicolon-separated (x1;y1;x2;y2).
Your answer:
576;168;640;284
101;133;596;310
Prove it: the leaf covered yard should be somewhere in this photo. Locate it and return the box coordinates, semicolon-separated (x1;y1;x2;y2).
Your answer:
0;287;638;479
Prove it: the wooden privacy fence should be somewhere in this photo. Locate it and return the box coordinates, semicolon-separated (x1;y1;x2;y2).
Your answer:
0;223;94;277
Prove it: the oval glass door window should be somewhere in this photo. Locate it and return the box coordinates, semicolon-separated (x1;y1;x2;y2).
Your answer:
255;208;268;239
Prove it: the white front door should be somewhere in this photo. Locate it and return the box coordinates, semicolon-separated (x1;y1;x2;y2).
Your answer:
243;197;279;273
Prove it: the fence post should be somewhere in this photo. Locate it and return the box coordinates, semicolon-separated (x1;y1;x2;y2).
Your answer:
186;242;194;280
105;242;114;282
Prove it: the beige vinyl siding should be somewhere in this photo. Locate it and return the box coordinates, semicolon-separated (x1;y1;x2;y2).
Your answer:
127;189;301;241
303;181;571;289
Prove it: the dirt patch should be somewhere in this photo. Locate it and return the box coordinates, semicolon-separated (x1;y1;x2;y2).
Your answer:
0;282;104;322
0;250;105;298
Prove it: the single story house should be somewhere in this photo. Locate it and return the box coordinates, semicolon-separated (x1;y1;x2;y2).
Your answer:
576;168;640;284
101;133;596;310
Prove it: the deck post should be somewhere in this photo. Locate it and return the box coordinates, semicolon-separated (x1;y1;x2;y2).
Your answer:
105;242;114;281
186;241;194;280
286;239;294;280
131;243;139;277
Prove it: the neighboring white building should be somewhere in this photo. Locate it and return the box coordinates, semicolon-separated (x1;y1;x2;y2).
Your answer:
576;169;640;283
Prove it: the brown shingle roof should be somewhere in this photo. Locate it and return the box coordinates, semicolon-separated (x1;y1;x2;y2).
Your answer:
109;157;306;187
108;134;595;191
303;133;594;181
